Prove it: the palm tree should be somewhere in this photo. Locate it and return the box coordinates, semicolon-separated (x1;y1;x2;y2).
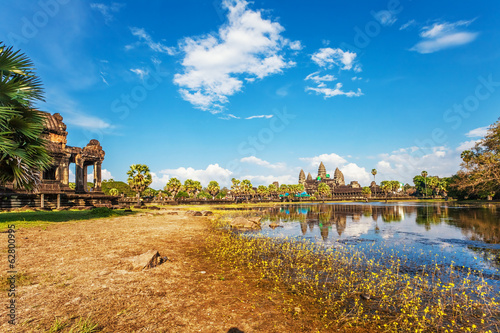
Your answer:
127;164;152;205
240;179;253;201
184;179;201;198
371;169;377;183
0;42;51;190
268;183;277;200
165;177;182;199
257;185;268;199
421;171;428;197
206;180;220;199
317;183;330;200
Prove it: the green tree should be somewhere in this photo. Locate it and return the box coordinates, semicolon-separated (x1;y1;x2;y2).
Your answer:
127;164;152;205
207;180;220;199
109;188;119;196
421;171;428;197
184;179;201;198
231;178;241;200
165;177;182;199
371;168;377;183
380;181;393;199
362;186;371;198
240;179;253;201
268;184;277;199
317;183;330;200
257;185;268;199
0;43;52;190
454;119;500;199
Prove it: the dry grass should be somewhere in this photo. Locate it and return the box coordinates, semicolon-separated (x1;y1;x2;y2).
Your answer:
0;208;305;332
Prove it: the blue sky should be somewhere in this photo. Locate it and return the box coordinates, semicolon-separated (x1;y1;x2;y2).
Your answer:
2;0;499;189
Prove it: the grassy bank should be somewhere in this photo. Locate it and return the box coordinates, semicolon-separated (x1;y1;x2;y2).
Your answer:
205;214;500;332
0;208;136;231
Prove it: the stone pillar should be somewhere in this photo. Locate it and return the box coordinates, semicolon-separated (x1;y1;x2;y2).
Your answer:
83;165;88;192
40;194;44;208
57;194;61;209
75;154;85;193
61;155;70;186
94;162;102;192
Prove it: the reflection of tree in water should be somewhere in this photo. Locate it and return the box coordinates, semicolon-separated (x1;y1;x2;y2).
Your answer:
447;206;500;244
415;205;447;231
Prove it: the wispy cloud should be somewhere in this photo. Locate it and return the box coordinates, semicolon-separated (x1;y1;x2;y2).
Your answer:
307;47;363;98
306;83;363;98
130;68;149;80
128;27;176;55
240;156;285;169
173;0;298;113
466;125;489;138
400;19;416;30
245;114;273;120
373;10;397;27
90;3;124;23
311;48;357;70
410;19;478;54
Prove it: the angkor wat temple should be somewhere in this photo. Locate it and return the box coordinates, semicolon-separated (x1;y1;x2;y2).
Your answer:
0;112;117;209
299;162;363;198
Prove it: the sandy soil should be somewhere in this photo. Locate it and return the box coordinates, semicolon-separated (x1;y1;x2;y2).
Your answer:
0;209;297;333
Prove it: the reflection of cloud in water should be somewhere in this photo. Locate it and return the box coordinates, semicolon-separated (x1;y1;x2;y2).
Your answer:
344;218;372;238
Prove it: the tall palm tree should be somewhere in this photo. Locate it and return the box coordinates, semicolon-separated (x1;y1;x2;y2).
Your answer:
0;42;51;190
371;169;377;183
207;180;220;199
421;170;428;197
127;164;152;205
165;177;182;199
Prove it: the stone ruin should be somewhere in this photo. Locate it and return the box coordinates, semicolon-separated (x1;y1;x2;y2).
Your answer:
0;112;118;209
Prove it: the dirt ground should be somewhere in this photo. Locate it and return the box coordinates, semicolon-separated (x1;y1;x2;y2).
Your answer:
0;208;299;333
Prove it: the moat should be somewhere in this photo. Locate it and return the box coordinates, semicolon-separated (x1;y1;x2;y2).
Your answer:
250;202;500;282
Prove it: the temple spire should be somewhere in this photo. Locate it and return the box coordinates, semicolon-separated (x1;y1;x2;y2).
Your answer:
318;161;326;179
299;169;306;185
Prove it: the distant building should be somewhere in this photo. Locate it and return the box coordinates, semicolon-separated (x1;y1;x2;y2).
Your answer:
299;162;362;198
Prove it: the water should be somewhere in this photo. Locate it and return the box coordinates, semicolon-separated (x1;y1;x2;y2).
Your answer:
248;202;500;282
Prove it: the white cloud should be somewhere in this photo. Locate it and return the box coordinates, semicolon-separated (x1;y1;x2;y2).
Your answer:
410;19;478;54
157;164;233;188
129;27;176;55
245;114;274;120
311;48;357;70
288;40;303;51
373;10;397;26
305;71;336;84
130;68;149;80
456;140;479;152
240;156;285;169
400;19;416;30
218;113;241;120
241;174;296;186
102;169;113;180
63;110;114;130
299;153;347;169
306;82;363;98
375;146;461;184
466;126;489;138
341;163;371;184
173;0;295;113
90;3;124;23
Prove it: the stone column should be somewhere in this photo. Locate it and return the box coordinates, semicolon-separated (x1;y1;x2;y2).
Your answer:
61;155;70;186
57;194;61;209
83;165;88;192
94;162;102;192
40;194;44;208
75;154;85;193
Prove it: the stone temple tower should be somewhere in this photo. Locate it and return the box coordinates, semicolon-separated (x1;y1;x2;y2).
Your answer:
334;167;345;185
299;169;306;185
317;161;327;179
